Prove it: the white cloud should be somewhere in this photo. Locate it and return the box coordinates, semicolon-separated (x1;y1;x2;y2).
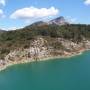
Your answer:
84;0;90;5
66;16;77;24
0;9;5;18
0;0;6;6
10;6;59;19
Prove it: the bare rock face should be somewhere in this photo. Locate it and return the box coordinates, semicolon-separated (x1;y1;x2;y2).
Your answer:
5;37;51;62
29;37;51;60
48;16;69;25
83;40;90;49
3;37;90;64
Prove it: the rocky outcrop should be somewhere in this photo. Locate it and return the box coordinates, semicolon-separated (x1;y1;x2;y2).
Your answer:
0;37;90;71
48;16;69;25
4;37;52;62
3;37;90;61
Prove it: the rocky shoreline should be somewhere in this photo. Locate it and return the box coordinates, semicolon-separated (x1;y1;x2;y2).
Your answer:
0;37;90;72
0;48;88;72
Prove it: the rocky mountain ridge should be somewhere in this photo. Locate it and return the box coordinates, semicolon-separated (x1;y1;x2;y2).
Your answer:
48;16;69;25
27;16;69;27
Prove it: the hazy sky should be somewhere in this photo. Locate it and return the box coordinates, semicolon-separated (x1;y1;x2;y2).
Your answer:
0;0;90;30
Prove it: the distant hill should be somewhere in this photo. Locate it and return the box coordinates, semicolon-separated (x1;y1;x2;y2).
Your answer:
0;29;6;33
30;21;48;26
25;21;48;29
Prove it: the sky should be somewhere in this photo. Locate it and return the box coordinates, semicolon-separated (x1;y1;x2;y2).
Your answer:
0;0;90;30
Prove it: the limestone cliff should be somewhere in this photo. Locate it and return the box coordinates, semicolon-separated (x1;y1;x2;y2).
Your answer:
0;37;89;67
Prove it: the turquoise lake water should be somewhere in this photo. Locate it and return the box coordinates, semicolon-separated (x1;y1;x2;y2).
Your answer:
0;51;90;90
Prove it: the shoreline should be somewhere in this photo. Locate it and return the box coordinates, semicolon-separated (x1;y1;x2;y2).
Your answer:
0;49;89;72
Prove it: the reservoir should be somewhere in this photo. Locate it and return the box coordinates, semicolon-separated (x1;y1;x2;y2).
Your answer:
0;51;90;90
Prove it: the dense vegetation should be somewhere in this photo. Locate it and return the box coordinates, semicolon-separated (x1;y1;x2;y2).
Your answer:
0;23;90;58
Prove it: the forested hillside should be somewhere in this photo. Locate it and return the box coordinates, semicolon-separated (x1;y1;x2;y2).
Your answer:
0;23;90;59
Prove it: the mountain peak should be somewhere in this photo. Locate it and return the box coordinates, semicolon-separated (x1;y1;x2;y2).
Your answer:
49;16;69;25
